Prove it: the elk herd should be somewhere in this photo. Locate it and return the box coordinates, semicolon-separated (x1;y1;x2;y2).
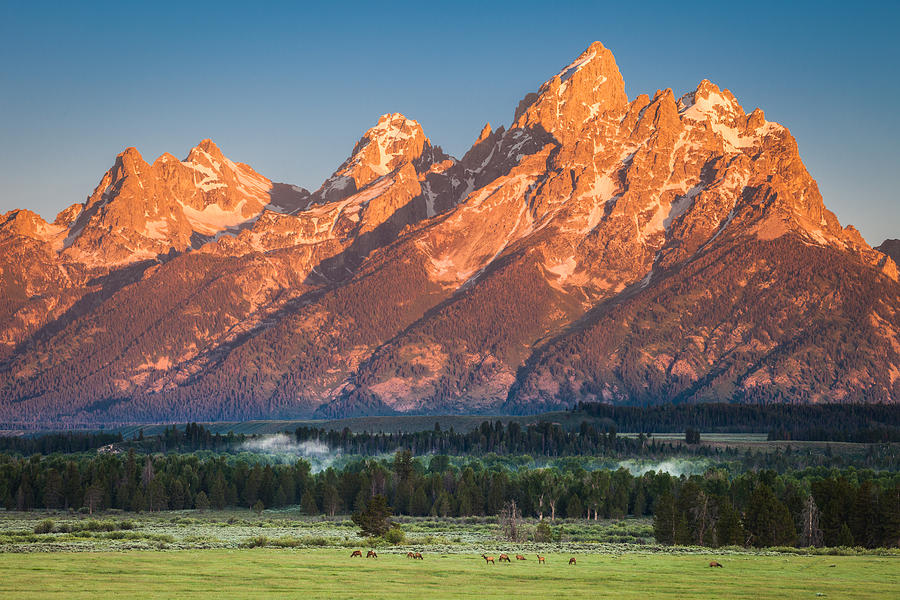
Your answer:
480;553;565;565
352;549;577;565
351;550;723;569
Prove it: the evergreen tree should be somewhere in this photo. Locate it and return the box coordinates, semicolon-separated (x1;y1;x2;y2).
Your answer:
715;500;745;547
149;478;168;512
410;485;430;517
836;522;855;547
195;491;210;512
632;486;647;517
252;500;264;516
743;484;795;547
210;474;226;510
566;494;584;520
352;495;394;537
851;481;880;548
301;490;319;515
653;491;678;544
43;469;64;509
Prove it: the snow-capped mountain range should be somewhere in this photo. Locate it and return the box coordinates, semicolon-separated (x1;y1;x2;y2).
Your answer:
1;42;898;425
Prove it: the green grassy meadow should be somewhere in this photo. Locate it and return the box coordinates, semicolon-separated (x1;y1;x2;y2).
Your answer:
0;550;896;599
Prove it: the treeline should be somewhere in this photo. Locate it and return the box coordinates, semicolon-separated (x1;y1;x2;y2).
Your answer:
572;402;900;435
0;425;243;456
1;449;897;548
768;426;900;443
139;423;246;453
0;432;123;455
293;420;705;458
655;469;900;549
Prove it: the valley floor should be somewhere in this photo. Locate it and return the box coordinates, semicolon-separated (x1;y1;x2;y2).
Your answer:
0;549;896;599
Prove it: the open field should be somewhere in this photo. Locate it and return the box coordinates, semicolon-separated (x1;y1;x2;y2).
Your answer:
0;549;897;599
0;511;656;552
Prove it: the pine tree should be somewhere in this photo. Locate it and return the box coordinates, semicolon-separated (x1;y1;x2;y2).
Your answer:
836;522;855;547
301;490;319;515
566;494;584;520
433;492;452;518
632;487;647;517
352;495;393;537
210;474;226;510
42;469;64;509
715;500;745;547
410;485;429;517
195;491;210;512
653;491;678;545
850;481;880;548
149;478;168;512
252;499;264;516
744;484;795;547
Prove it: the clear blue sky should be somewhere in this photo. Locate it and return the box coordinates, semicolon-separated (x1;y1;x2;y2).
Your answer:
1;1;897;244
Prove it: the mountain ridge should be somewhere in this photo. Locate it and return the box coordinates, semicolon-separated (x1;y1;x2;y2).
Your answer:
1;41;897;425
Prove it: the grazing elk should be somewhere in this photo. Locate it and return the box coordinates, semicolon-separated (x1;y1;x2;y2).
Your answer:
568;557;577;565
498;554;511;563
350;550;362;557
536;555;545;564
709;561;723;568
366;550;377;558
515;554;526;561
481;554;495;565
414;552;423;560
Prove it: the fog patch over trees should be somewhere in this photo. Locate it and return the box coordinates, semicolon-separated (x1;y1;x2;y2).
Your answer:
241;435;339;472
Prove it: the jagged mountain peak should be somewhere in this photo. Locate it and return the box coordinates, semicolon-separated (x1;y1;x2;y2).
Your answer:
0;209;53;239
53;139;292;266
476;123;493;145
313;112;450;204
513;41;628;141
186;138;227;167
677;79;747;126
111;146;149;177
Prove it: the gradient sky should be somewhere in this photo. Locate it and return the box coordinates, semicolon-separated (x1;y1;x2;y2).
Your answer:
1;1;898;244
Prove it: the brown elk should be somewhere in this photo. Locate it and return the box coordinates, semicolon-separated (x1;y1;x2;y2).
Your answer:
515;554;526;561
568;557;577;565
350;550;362;557
536;555;545;564
709;561;723;568
414;552;423;560
481;554;495;565
498;554;511;563
366;550;377;558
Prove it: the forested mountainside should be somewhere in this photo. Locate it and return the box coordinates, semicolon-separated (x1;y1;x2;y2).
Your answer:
1;42;898;425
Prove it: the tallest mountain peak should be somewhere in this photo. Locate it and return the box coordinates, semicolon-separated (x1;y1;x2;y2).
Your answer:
513;41;627;140
557;41;615;78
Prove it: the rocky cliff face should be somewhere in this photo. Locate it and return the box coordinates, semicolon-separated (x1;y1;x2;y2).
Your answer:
1;42;897;425
877;239;900;265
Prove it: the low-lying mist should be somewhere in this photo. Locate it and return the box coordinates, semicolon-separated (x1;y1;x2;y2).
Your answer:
240;434;340;472
239;435;711;477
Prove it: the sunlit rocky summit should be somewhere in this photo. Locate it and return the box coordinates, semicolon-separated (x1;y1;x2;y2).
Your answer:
2;42;898;425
